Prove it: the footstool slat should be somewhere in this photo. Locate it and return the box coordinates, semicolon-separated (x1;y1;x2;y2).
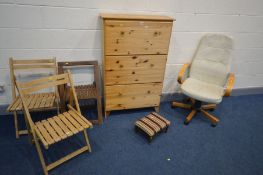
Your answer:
147;115;166;129
141;118;161;133
135;112;170;142
151;112;171;126
135;121;155;136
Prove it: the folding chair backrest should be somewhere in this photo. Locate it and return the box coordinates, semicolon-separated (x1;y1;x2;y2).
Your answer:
9;57;57;99
58;61;100;87
16;72;80;129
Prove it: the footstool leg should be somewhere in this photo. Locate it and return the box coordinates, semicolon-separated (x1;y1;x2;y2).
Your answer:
148;136;153;143
135;126;139;133
164;126;169;133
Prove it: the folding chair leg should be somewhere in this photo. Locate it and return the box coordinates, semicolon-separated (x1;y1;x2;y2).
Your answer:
13;111;29;139
22;113;34;145
83;130;92;152
96;98;103;124
34;135;48;175
13;112;19;139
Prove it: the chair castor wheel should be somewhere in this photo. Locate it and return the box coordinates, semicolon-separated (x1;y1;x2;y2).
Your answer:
184;120;190;125
171;102;176;108
183;98;191;103
211;123;217;127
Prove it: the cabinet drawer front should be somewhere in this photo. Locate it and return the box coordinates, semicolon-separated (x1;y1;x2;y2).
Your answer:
105;83;162;110
105;55;167;85
104;20;172;55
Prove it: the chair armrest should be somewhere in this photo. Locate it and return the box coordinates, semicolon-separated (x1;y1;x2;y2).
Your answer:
178;63;190;84
224;73;235;97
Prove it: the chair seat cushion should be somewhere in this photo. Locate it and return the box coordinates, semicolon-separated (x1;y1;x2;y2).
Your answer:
181;78;224;104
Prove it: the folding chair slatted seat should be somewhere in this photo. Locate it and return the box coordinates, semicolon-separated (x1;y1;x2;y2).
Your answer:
35;109;92;149
58;61;103;124
7;92;56;111
16;72;92;175
7;58;58;138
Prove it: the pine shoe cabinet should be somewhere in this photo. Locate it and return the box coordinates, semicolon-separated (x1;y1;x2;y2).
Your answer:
101;14;174;117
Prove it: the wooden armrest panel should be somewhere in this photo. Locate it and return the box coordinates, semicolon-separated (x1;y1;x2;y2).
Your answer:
177;63;190;84
224;73;235;97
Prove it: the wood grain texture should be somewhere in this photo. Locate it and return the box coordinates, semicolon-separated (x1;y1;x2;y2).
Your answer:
102;15;173;114
105;83;162;110
58;61;103;125
16;72;93;175
34;106;93;142
104;20;173;55
177;63;190;84
7;92;56;112
100;13;174;21
224;73;235;97
8;57;57;139
105;55;166;85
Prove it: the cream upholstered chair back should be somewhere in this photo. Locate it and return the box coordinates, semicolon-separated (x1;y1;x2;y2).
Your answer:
190;34;233;87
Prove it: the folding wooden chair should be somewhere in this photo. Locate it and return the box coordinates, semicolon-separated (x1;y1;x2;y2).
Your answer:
58;61;103;124
7;58;58;138
16;72;92;175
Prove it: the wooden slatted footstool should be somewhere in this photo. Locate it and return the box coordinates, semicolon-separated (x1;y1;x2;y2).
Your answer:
135;112;170;142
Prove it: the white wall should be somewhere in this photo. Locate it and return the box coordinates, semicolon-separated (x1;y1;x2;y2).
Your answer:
0;0;263;105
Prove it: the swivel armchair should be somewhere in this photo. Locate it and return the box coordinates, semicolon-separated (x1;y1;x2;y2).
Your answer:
171;34;235;127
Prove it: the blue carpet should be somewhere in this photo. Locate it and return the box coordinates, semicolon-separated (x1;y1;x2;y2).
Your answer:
0;94;263;175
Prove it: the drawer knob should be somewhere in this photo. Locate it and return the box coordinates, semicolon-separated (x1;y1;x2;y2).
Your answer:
132;56;137;59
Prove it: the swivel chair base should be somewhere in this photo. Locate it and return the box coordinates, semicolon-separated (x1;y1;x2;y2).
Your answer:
171;98;219;127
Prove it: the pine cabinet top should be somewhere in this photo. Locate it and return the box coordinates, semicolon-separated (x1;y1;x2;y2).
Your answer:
100;13;174;21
